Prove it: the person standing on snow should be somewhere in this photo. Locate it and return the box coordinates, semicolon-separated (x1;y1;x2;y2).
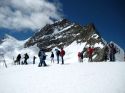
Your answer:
50;52;54;63
24;53;29;65
15;54;21;65
60;48;65;64
87;47;94;62
55;49;60;64
80;52;83;62
103;44;109;61
78;52;83;62
109;43;117;61
38;48;47;67
33;56;36;64
78;52;81;62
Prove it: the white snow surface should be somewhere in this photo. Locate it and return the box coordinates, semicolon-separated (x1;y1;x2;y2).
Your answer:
0;62;125;93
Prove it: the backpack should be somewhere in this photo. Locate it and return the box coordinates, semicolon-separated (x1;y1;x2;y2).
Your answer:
25;54;29;59
42;55;46;60
38;51;41;57
57;50;60;56
27;55;29;59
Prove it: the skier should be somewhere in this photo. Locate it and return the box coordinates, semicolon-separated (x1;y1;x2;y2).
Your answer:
24;53;29;65
15;54;21;65
38;48;47;67
87;47;94;62
55;49;60;64
33;56;36;64
50;52;54;63
60;48;65;64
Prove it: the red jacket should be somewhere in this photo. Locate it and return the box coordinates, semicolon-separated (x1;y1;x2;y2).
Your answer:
88;47;94;55
60;49;65;57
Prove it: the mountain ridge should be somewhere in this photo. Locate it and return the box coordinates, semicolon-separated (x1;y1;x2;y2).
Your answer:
25;19;104;50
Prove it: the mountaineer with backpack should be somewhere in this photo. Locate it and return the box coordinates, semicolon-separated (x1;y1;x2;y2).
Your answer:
60;48;65;64
15;54;21;65
38;48;47;67
24;53;29;65
55;49;60;64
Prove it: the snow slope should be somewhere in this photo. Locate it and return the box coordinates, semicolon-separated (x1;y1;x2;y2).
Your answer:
0;62;125;93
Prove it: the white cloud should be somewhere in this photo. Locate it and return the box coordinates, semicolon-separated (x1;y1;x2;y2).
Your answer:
0;0;62;31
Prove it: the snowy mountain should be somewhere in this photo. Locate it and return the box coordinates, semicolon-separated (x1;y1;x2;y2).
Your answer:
24;19;124;61
25;19;104;50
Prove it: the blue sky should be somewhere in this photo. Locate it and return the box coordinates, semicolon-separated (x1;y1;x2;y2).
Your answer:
60;0;125;49
0;0;125;50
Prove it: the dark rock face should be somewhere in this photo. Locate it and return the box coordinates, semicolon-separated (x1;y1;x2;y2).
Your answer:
25;19;106;61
